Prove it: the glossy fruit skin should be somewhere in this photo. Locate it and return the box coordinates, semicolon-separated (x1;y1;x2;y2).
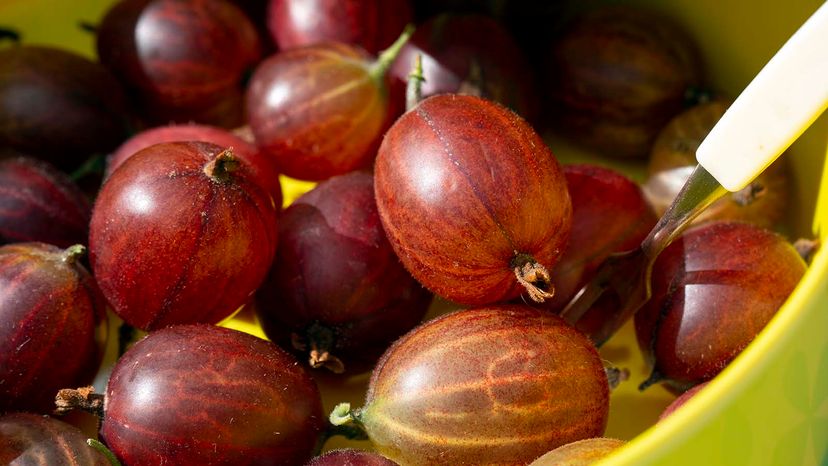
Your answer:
246;43;392;181
374;94;572;305
543;164;656;335
0;157;91;248
657;381;709;422
256;171;432;374
389;14;538;121
358;305;609;465
645;100;788;229
0;45;131;170
545;5;701;158
306;449;400;466
268;0;413;54
0;243;107;414
105;123;283;208
634;222;806;392
0;413;110;465
101;324;325;465
96;0;261;125
528;438;625;466
89;141;278;330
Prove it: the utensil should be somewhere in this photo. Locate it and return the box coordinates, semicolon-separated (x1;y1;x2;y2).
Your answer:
560;2;828;346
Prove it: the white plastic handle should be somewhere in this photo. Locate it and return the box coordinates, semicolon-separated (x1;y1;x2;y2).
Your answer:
696;2;828;192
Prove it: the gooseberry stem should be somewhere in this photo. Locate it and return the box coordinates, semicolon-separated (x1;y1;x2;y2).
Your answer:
87;438;122;466
405;53;425;111
203;149;239;182
293;323;346;374
456;58;484;98
511;253;554;302
370;24;415;82
329;402;356;426
61;244;87;265
794;238;820;264
0;27;21;43
54;386;105;419
329;403;368;436
730;181;765;206
69;153;106;181
638;367;680;392
605;366;630;390
684;86;715;106
78;21;98;34
313;402;369;455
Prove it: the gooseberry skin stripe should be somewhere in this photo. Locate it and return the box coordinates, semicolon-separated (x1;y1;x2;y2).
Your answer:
374;94;572;306
357;306;609;465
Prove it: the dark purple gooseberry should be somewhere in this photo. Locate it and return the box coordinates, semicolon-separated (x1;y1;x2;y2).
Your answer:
388;13;539;122
544;164;656;313
544;5;702;158
0;157;91;248
0;413;110;465
256;171;432;374
268;0;413;54
0;45;131;171
0;243;107;415
58;324;326;465
541;164;657;342
635;221;806;393
96;0;261;126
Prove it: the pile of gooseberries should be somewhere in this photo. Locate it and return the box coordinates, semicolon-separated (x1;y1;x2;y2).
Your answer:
0;0;815;464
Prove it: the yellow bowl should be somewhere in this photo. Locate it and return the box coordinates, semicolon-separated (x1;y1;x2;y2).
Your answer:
3;0;825;464
594;2;828;464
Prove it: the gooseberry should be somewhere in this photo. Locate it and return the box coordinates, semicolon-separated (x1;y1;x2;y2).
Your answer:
256;171;432;374
246;26;412;181
89;141;277;330
0;157;91;248
0;243;107;414
332;305;609;465
268;0;413;54
0;412;109;465
57;324;325;465
374;94;571;305
635;221;806;392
